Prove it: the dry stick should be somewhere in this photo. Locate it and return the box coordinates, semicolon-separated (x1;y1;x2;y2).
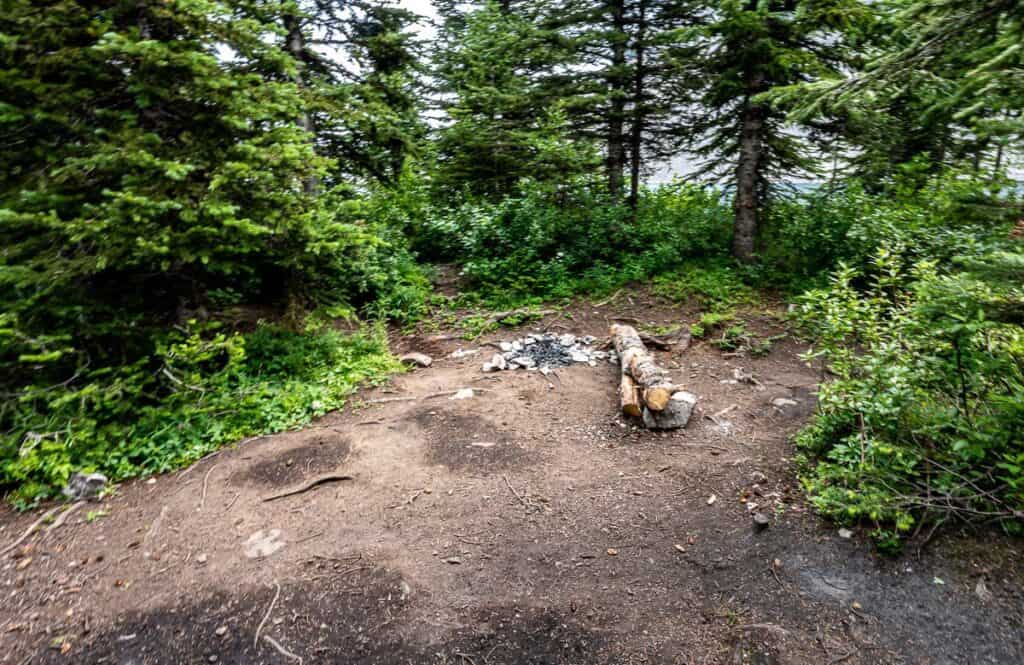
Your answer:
713;404;739;420
263;635;303;664
0;506;60;558
591;288;622;308
261;473;353;503
223;492;241;513
254;581;281;649
198;463;221;511
46;501;86;534
502;475;530;509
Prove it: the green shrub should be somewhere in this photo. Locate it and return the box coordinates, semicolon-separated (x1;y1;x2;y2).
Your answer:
0;323;400;506
420;178;732;302
795;247;1024;543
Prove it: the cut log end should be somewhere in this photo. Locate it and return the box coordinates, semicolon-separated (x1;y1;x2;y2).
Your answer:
643;386;673;412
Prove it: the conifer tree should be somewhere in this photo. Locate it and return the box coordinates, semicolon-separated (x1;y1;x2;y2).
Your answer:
0;0;347;382
432;2;595;198
683;0;872;262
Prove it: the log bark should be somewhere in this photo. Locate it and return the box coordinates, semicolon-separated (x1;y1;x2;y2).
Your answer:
620;374;642;418
610;323;675;411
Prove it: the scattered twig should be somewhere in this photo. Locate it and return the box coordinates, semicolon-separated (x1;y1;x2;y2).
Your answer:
263;635;303;664
591;289;622;308
364;395;420;404
1;506;60;559
291;531;324;545
262;473;354;502
223;492;241;513
46;501;85;534
455;652;477;665
356;419;385;426
503;475;530;509
198;463;221;511
365;388;490;405
713;404;739;420
254;581;281;649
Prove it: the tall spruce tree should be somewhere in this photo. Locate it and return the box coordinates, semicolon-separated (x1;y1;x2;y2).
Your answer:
683;0;872;262
432;2;594;199
0;0;356;385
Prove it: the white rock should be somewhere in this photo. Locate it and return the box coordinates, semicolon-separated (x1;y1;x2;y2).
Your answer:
399;352;433;367
511;356;535;368
450;388;475;400
570;350;590;363
511;341;523;351
772;397;800;408
499;341;513;352
642;391;698;430
482;362;496;372
838;528;853;539
450;348;478;359
491;353;507;370
559;334;576;347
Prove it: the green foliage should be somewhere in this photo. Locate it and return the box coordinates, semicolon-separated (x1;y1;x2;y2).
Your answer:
795;244;1024;542
421;179;732;303
1;323;399;505
652;259;755;309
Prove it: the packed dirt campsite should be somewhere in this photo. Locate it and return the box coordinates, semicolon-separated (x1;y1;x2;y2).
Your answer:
2;0;1023;664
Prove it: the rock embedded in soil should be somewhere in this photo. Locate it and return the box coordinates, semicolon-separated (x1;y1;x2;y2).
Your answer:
399;352;433;368
753;513;771;531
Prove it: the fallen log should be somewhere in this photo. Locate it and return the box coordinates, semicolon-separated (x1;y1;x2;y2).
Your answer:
611;324;675;411
610;323;697;429
619;374;643;418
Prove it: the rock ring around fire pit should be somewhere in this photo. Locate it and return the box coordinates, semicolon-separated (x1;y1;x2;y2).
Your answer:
481;333;615;373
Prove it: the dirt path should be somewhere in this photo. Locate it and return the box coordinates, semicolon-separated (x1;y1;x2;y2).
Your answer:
1;299;1021;665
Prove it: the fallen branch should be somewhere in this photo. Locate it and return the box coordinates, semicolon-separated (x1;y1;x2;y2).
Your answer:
263;635;303;664
0;506;60;559
46;501;85;534
198;463;221;511
254;581;281;648
591;289;622;308
262;473;354;502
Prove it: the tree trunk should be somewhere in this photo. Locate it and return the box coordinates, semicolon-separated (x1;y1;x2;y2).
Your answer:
283;5;319;195
733;99;763;263
627;1;646;211
606;0;627;200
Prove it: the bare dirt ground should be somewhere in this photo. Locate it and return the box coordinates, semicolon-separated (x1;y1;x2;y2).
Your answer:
1;292;1022;665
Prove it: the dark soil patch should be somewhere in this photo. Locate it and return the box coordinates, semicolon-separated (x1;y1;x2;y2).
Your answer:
38;565;613;665
237;434;351;488
413;408;533;473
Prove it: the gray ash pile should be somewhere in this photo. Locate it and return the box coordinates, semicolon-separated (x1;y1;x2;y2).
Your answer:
482;333;616;372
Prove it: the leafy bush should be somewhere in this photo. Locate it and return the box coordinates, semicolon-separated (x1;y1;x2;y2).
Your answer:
420;178;732;302
1;322;399;506
795;247;1024;546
